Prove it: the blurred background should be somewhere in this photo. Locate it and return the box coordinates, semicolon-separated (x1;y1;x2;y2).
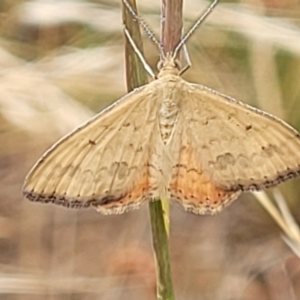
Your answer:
1;0;300;299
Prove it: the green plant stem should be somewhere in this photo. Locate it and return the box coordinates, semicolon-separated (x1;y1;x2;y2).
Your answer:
122;0;175;299
149;200;175;300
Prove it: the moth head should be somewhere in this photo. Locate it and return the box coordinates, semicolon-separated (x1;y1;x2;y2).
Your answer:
157;53;181;77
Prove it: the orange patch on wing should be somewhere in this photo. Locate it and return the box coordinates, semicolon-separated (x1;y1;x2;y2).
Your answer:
170;146;241;215
93;167;153;215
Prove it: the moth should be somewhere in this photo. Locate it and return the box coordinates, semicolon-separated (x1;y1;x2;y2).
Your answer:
23;0;300;215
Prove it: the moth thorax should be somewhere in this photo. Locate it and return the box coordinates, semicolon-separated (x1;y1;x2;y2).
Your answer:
158;98;179;144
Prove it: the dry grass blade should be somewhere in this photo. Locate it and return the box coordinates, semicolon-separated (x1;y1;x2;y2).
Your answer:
254;191;300;258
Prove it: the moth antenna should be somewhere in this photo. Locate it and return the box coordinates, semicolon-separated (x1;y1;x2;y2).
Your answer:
173;0;219;59
122;0;166;59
